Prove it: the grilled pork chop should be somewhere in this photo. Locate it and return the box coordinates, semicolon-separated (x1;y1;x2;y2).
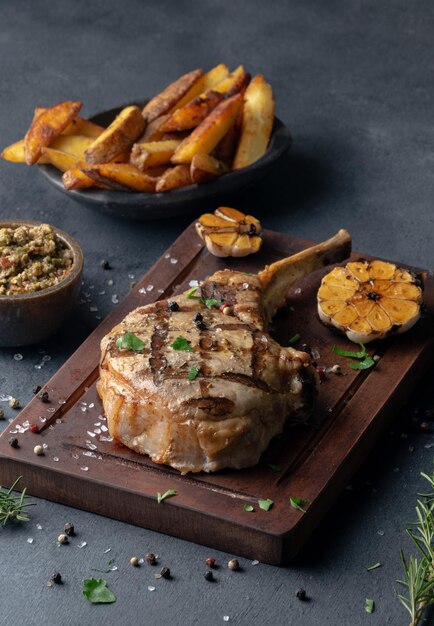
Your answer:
97;230;351;473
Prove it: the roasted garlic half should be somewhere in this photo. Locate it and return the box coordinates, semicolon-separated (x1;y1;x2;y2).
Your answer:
195;206;262;257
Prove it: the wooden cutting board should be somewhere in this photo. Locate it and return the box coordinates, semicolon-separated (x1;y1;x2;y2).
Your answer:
1;224;433;565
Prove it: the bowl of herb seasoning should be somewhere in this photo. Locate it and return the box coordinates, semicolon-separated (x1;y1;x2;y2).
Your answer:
0;220;83;346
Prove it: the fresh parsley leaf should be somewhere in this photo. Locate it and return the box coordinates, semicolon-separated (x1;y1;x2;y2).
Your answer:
365;598;375;613
349;356;375;370
366;563;381;571
267;464;281;473
258;499;274;511
116;332;145;352
289;497;311;513
244;504;254;512
203;298;221;309
83;578;116;604
332;343;367;359
170;336;194;352
186;287;201;299
187;366;200;381
157;489;177;504
288;333;301;346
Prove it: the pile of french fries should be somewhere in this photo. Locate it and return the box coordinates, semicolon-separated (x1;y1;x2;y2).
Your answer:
1;64;275;193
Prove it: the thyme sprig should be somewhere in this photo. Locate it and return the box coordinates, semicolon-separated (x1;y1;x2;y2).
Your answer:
397;472;434;625
0;476;35;526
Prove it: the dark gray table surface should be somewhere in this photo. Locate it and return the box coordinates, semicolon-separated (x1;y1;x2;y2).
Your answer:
1;1;434;624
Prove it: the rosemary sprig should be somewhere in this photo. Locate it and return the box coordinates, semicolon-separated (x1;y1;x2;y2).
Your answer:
0;476;35;526
397;472;434;625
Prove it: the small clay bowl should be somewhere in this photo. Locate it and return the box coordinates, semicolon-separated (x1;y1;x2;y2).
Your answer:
0;220;83;347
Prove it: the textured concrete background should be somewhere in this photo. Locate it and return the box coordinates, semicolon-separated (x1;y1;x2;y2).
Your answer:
1;1;434;624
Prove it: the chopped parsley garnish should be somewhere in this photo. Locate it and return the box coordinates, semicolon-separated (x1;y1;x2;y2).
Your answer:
366;562;381;571
157;489;177;504
243;504;254;512
185;287;221;309
365;598;375;614
258;499;274;511
83;578;116;604
267;464;281;473
187;366;200;381
116;332;145;352
332;343;375;371
288;333;301;346
170;336;194;352
289;497;311;513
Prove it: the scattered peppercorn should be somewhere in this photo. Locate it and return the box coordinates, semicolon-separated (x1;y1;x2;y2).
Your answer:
0;408;4;420
316;367;326;380
29;423;39;433
196;321;207;330
32;385;42;395
100;260;111;270
227;559;240;571
51;572;62;584
330;364;342;375
155;567;171;579
33;444;44;456
64;522;75;536
57;534;69;544
168;301;180;312
145;553;157;565
193;312;203;323
373;355;380;363
205;557;216;568
420;421;432;433
204;570;214;581
130;556;139;567
222;305;232;316
296;588;307;600
9;397;20;409
39;391;49;403
9;437;19;448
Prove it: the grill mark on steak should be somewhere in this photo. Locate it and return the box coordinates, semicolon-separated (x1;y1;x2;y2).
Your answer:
180;396;234;416
251;330;267;379
149;301;170;385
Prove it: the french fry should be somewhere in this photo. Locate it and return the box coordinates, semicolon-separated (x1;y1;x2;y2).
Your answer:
155;165;192;192
142;69;203;123
41;148;85;172
190;152;228;184
232;75;274;170
33;107;104;139
162;66;249;133
130;139;181;171
1;139;49;164
24;100;82;165
62;168;108;190
81;163;157;192
169;64;229;111
171;94;242;164
212;124;240;162
85;106;145;164
139;114;170;142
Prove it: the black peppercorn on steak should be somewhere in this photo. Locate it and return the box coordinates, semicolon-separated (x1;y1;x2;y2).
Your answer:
97;229;351;474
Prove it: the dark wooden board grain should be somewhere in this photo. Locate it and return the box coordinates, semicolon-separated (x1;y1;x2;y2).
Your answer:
1;224;433;564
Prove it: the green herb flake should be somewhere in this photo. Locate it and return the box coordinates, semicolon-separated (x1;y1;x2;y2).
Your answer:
244;504;254;512
187;366;200;381
366;562;381;572
288;333;301;346
170;336;194;352
349;356;375;370
203;298;221;309
186;287;200;299
83;578;116;604
289;497;311;513
267;464;281;473
157;489;177;504
332;343;367;359
116;332;145;352
258;499;274;512
365;598;375;614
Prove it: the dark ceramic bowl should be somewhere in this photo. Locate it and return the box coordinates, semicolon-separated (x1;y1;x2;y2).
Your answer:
38;102;292;220
0;220;83;347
